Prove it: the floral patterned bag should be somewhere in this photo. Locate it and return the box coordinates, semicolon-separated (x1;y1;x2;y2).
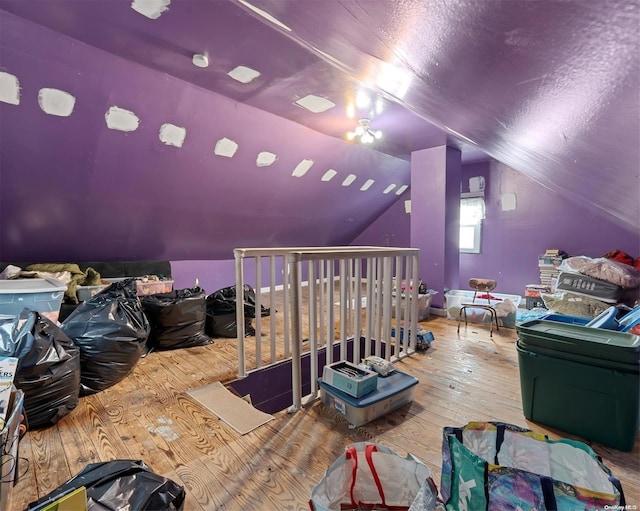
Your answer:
440;422;625;511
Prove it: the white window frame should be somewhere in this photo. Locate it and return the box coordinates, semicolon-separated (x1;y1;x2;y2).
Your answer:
460;195;485;254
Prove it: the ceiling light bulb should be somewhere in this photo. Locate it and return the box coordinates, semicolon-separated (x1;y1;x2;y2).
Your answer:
356;89;371;109
346;103;355;119
346;118;382;145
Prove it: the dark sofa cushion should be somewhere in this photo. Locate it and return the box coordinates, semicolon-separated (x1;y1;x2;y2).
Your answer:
1;260;171;279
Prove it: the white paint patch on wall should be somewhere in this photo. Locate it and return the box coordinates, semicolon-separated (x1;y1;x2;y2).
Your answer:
131;0;171;19
501;192;517;211
214;137;239;158
360;179;375;191
342;174;357;186
292;159;314;177
256;151;277;167
38;88;75;117
192;54;209;68
321;169;337;182
227;66;261;84
404;200;412;214
295;94;336;113
383;184;397;194
105;106;140;132
159;123;186;147
0;71;20;105
395;185;409;195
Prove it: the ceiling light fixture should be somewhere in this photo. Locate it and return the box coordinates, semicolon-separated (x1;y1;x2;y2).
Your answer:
347;118;382;144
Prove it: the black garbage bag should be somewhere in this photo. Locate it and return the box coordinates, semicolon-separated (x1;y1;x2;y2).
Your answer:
141;287;212;350
205;284;270;338
61;278;150;396
208;284;270;317
26;459;186;511
205;310;254;338
0;309;80;429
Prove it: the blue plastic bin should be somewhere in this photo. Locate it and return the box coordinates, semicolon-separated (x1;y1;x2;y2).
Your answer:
540;313;590;325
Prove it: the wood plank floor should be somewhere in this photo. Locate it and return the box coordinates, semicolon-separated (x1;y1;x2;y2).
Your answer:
11;315;640;510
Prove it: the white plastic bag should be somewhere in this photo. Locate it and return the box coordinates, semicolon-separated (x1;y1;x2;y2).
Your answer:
309;442;443;511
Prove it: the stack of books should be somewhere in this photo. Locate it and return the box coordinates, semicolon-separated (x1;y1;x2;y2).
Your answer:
538;249;567;290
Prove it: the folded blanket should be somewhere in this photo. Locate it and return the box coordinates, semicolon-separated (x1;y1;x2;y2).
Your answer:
559;256;640;288
25;263;102;303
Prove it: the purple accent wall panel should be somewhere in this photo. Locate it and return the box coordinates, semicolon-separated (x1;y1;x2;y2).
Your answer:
175;154;640;304
459;161;640;296
444;148;462;294
410;146;461;308
171;260;236;295
351;193;411;248
0;13;409;262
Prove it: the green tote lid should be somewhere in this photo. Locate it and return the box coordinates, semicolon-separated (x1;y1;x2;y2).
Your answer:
516;319;640;365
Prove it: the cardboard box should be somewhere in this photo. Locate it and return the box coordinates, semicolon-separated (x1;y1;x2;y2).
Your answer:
0;357;18;431
0;388;25;511
322;361;377;398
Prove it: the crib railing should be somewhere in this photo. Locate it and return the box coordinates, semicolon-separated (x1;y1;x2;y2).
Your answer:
233;246;421;412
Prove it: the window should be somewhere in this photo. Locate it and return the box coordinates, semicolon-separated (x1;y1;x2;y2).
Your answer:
460;196;485;254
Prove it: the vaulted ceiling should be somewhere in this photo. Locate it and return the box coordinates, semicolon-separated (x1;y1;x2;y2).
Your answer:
1;0;638;233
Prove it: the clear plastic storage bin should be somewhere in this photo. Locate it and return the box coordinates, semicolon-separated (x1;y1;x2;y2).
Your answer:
0;278;66;322
445;289;522;328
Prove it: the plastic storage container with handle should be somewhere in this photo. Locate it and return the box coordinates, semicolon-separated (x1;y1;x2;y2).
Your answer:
516;319;639;451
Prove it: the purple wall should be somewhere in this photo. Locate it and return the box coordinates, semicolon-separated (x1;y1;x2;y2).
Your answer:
0;12;409;263
171;260;236;295
171;155;640;299
351;193;410;247
408;147;461;308
459;160;640;296
351;158;640;303
2;11;637;301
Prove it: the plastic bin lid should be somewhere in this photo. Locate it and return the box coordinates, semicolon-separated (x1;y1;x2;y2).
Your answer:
0;278;67;294
516;339;639;373
539;313;590;325
516;319;640;365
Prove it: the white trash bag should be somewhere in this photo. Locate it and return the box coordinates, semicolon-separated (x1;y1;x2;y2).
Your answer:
309;442;444;511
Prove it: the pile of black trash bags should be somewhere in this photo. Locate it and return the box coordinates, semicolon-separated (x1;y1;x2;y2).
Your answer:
0;279;268;430
26;459;186;511
205;284;270;337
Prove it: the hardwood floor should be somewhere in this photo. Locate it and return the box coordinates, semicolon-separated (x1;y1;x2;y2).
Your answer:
11;315;640;510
